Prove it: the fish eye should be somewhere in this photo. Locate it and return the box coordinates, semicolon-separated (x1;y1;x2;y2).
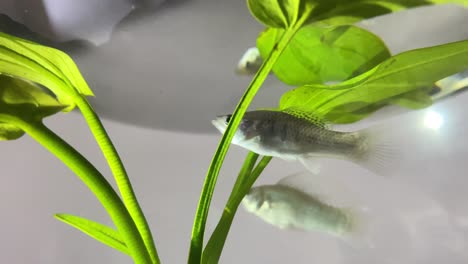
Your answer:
224;115;232;124
256;199;264;210
255;189;265;209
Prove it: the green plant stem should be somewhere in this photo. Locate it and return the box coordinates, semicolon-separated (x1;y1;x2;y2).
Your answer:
232;152;259;195
238;156;273;201
188;18;311;264
74;95;159;264
202;155;272;264
15;119;151;264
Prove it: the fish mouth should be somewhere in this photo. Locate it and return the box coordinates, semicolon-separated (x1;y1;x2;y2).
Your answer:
241;194;258;213
211;117;228;134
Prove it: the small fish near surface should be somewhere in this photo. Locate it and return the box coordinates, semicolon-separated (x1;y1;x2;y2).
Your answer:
235;47;263;75
212;109;393;175
241;172;368;244
430;69;468;101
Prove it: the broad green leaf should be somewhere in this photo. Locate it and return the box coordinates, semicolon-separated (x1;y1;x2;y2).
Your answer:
322;88;433;123
257;25;390;85
389;88;433;109
0;32;93;111
248;0;468;29
0;75;66;140
280;39;468;123
311;0;468;26
322;102;386;123
55;214;129;255
247;0;317;28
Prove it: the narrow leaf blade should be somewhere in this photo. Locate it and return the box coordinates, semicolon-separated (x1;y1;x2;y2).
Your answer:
202;155;271;264
55;213;129;255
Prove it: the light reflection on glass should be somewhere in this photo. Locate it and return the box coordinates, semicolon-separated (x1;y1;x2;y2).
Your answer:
424;110;443;130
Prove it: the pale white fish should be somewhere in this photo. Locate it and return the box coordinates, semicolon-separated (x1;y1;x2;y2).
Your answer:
242;171;463;259
235;47;263;75
241;171;371;247
212;110;394;175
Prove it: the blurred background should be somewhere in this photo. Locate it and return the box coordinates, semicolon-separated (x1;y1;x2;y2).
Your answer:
0;1;468;263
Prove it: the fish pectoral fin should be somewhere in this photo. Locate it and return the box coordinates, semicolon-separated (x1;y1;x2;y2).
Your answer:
298;156;321;174
277;223;291;230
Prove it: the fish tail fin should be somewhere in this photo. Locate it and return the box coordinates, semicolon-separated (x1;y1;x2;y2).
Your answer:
351;125;398;176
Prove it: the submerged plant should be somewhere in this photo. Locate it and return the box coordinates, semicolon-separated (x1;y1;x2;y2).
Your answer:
0;1;467;263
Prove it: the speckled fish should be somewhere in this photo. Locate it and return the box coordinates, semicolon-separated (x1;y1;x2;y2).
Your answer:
212;109;392;174
241;172;364;239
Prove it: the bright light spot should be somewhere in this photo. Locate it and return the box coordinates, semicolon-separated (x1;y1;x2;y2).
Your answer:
424;111;443;130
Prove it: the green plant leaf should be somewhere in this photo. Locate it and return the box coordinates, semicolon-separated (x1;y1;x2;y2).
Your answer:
0;32;93;111
280;39;468;123
257;24;391;85
389;88;433;109
311;0;468;26
55;214;129;255
202;155;271;264
247;0;468;29
247;0;317;28
0;75;66;140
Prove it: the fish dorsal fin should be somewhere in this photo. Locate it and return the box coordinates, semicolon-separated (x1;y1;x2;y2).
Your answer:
276;171;354;208
282;107;329;129
255;107;330;128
